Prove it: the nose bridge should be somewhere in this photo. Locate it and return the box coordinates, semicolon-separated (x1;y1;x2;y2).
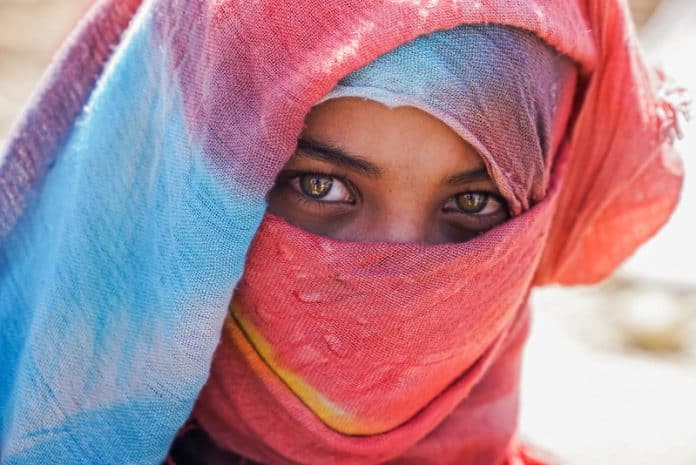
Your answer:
367;205;431;243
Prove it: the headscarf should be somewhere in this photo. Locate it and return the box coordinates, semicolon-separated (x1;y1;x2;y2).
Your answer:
185;24;577;465
0;1;684;465
317;25;576;213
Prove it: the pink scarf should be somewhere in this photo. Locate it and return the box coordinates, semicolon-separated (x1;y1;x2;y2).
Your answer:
187;24;576;464
160;1;684;464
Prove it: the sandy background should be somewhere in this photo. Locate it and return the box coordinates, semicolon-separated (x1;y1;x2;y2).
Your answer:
1;1;694;464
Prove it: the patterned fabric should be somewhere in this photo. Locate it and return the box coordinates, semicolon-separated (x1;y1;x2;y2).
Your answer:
0;0;683;464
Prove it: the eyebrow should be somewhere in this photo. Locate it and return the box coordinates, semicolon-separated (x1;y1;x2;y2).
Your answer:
446;167;492;185
297;137;492;185
295;138;381;176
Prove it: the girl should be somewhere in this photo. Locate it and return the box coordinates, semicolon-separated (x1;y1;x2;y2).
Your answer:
0;1;685;464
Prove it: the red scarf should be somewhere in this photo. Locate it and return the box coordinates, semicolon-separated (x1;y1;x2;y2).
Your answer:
190;182;558;465
158;1;684;463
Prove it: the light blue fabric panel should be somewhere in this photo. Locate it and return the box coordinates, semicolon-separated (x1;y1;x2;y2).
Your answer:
0;4;266;464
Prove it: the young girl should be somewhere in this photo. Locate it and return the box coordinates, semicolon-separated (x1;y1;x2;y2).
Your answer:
0;1;685;464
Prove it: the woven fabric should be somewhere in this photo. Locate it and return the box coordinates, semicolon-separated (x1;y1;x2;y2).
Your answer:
318;25;577;213
193;217;536;465
188;25;576;465
0;0;683;464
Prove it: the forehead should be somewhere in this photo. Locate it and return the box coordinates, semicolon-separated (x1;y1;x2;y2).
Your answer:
301;97;486;176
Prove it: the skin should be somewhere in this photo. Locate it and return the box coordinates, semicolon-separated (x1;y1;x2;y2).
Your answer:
267;97;509;244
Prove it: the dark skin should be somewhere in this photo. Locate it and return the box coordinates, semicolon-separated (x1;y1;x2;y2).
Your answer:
267;97;509;244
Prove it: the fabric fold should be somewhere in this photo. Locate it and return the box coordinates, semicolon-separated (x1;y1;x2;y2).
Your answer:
0;1;683;464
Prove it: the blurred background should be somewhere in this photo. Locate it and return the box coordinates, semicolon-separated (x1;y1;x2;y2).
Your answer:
521;2;696;464
0;1;694;464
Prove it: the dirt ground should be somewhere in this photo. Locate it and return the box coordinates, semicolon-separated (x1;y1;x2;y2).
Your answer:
1;1;694;464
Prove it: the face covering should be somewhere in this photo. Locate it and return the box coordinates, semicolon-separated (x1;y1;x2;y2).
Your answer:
189;25;578;465
1;1;684;464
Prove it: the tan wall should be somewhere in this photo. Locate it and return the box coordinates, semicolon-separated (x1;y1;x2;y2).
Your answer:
631;0;662;26
0;0;92;138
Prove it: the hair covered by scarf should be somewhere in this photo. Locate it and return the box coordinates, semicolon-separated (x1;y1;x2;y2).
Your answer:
0;0;684;464
181;25;579;465
318;25;577;214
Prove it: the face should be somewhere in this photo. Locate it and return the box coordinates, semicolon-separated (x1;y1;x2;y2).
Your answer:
267;97;509;244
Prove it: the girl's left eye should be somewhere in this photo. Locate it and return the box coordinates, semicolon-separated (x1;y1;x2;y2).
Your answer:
292;174;354;203
443;192;505;215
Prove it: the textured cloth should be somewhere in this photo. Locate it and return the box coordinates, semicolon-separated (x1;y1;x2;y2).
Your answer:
192;217;537;465
318;25;576;213
187;25;577;465
0;1;684;465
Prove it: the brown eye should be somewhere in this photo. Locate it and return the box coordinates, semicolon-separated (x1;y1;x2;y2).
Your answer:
292;174;355;203
300;175;333;199
455;192;489;213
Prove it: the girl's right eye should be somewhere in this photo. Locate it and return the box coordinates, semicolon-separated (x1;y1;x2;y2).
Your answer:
292;174;355;203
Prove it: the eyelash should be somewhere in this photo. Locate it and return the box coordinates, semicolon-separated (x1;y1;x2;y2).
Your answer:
294;192;335;209
281;171;357;206
442;192;506;216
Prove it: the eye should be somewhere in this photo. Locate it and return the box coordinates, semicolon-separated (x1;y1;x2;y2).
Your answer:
293;174;354;203
443;192;505;215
